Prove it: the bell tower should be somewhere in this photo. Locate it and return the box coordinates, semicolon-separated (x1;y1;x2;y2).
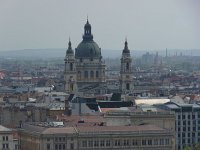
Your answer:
120;39;133;94
64;39;77;94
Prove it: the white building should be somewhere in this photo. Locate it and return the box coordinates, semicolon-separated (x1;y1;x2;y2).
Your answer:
0;125;18;150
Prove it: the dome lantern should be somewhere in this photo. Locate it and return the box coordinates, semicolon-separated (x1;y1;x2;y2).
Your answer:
75;19;101;59
83;19;93;41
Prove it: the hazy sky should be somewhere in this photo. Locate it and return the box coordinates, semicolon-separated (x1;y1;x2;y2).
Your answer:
0;0;199;51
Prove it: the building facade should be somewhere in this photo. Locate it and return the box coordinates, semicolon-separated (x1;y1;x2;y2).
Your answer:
104;109;175;132
75;19;106;90
0;125;18;150
19;123;175;150
64;20;134;95
163;102;200;150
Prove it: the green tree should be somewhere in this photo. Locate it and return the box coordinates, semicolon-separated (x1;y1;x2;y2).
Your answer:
194;143;200;150
184;146;192;150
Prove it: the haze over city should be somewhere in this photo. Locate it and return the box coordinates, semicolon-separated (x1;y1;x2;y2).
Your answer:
0;0;199;51
2;1;200;150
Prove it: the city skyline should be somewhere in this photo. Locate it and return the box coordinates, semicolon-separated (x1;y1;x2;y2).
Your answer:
0;0;199;51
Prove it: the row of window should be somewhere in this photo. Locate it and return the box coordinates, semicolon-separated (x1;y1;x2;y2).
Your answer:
50;137;74;142
176;120;200;126
54;144;65;150
77;70;100;79
54;137;66;142
2;136;8;141
81;138;170;148
177;126;199;132
47;143;74;150
178;132;200;138
177;114;199;120
79;57;102;62
177;138;197;145
2;143;9;149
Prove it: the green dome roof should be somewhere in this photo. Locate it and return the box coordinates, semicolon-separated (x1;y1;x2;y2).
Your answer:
75;40;101;58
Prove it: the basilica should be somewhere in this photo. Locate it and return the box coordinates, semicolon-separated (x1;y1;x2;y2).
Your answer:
64;19;133;96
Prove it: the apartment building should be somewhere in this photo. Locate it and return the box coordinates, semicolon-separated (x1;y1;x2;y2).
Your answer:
162;101;200;150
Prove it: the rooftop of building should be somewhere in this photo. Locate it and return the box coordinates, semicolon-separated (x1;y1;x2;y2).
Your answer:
165;101;200;109
56;115;105;127
20;122;170;135
76;124;167;134
135;98;170;105
0;125;12;132
102;102;175;116
20;123;76;135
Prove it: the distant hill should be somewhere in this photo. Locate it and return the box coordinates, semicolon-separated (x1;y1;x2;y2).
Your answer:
0;48;142;59
0;48;200;60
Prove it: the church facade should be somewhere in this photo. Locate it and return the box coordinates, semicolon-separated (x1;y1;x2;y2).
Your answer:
64;19;133;95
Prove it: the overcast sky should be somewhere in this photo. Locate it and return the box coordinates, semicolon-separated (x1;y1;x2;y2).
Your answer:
0;0;199;51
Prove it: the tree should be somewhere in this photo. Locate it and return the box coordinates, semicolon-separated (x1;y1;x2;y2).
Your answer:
194;143;200;150
184;146;192;150
184;143;200;150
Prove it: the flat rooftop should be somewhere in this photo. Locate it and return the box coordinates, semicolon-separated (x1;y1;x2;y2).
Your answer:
20;123;170;135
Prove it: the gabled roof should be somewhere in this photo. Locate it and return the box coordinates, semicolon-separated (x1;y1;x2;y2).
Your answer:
0;125;12;132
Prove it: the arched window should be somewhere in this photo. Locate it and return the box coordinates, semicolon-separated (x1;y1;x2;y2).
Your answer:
96;71;99;78
90;71;94;78
70;84;74;91
126;83;130;90
126;63;129;71
78;71;81;80
103;70;105;75
70;63;73;71
84;71;88;79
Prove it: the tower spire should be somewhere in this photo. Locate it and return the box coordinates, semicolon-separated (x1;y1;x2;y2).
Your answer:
66;37;73;54
64;37;77;94
123;38;130;53
120;38;133;94
125;38;128;50
87;15;89;23
68;37;72;50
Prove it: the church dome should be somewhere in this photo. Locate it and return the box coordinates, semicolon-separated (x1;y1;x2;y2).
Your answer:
75;19;102;59
75;40;101;58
